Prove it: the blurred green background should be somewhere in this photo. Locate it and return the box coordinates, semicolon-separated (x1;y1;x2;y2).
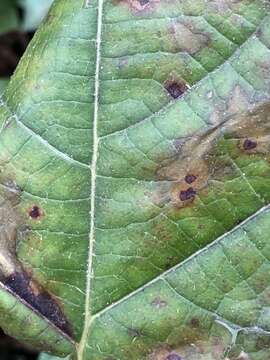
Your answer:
0;0;53;93
0;2;54;358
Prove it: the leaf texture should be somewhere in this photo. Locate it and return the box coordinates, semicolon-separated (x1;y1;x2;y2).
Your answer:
0;0;270;359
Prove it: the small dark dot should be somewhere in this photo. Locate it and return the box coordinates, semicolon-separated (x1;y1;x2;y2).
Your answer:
165;81;187;99
190;317;200;327
139;0;149;5
166;354;182;360
29;205;42;219
128;328;143;338
179;187;196;201
151;296;167;309
243;139;257;150
185;174;197;184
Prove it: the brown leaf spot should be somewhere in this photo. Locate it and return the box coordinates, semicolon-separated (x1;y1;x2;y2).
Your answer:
166;354;183;360
179;187;196;201
151;296;167;309
165;81;188;99
169;20;210;55
115;0;159;12
185;174;197;184
243;139;257;151
118;58;128;70
190;318;200;328
28;205;43;219
4;271;72;337
0;181;23;278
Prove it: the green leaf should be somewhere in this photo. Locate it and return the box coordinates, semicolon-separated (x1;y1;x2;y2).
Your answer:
0;0;19;35
0;0;270;359
39;353;70;360
0;79;9;95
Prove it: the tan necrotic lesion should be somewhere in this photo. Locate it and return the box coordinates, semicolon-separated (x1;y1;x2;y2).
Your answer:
0;181;72;336
0;181;23;279
155;101;270;209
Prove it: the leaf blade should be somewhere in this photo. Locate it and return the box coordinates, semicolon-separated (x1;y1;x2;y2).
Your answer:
0;0;270;359
86;205;270;359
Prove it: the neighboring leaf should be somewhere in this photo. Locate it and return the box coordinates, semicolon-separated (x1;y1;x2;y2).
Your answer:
0;0;270;359
18;0;54;31
0;1;19;35
0;0;53;36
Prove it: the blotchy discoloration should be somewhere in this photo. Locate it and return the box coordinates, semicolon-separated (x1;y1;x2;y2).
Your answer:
155;102;270;209
0;180;72;337
165;79;189;99
166;354;182;360
226;86;250;118
207;0;245;14
115;0;160;13
148;335;229;360
169;20;210;55
151;296;168;309
0;181;23;279
4;271;72;336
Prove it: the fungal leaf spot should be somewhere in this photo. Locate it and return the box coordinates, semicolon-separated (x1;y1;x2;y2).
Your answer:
185;174;197;184
166;354;182;360
0;182;23;279
28;205;43;219
155;102;270;211
138;0;149;5
151;296;167;309
0;180;71;337
169;20;210;55
165;81;188;99
243;138;257;151
4;271;72;336
179;187;196;202
116;0;159;12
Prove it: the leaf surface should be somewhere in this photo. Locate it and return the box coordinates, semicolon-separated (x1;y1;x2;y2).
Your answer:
0;0;270;359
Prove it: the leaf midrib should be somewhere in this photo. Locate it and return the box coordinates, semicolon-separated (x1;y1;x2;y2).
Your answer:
78;0;104;357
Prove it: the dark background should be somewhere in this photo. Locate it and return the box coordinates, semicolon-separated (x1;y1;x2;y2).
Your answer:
0;329;38;360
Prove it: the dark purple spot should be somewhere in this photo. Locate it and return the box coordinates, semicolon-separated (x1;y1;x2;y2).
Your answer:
138;0;149;5
190;317;200;327
180;187;196;201
165;81;187;99
166;354;183;360
4;272;72;336
243;139;257;150
185;174;197;184
28;205;42;219
151;296;167;309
